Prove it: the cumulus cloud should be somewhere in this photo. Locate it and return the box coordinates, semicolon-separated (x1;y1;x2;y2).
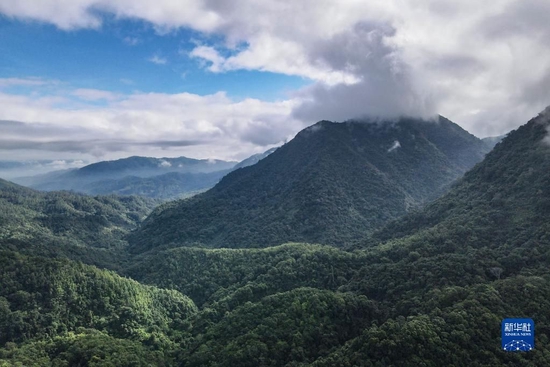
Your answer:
189;45;225;72
292;22;436;122
1;0;550;139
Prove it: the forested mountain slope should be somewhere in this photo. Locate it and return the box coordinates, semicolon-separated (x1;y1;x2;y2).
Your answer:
131;116;491;252
0;251;197;366
12;151;275;200
12;155;235;200
0;179;157;268
366;107;550;250
121;109;550;366
2;110;550;366
82;170;230;200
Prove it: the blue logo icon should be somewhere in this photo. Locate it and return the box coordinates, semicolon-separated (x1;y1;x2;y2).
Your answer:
502;318;534;352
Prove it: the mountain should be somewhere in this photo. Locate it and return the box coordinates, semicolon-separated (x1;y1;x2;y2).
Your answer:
2;109;550;366
14;155;236;189
79;149;277;200
0;178;157;269
122;108;550;366
80;171;228;199
65;156;236;178
232;147;278;170
12;151;275;200
298;107;550;367
130;116;492;252
365;108;550;249
482;134;506;150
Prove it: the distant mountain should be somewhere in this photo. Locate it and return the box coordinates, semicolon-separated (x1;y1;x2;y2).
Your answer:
13;155;236;189
232;147;278;170
130;116;493;252
72;156;236;178
482;134;506;150
12;152;276;200
0;159;85;180
82;170;232;200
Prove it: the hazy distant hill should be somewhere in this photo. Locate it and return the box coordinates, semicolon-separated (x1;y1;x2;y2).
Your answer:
14;156;235;189
12;151;276;200
482;134;506;150
82;171;230;199
130;116;493;252
232;147;278;170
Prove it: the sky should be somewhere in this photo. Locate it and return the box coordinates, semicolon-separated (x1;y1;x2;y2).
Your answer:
1;0;550;173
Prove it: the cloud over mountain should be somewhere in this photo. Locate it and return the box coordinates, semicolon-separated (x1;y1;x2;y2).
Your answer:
1;0;549;158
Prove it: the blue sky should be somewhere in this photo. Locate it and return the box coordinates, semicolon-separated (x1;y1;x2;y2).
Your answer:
0;16;308;101
0;0;549;172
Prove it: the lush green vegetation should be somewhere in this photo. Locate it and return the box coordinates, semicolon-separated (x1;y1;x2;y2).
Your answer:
0;179;157;268
0;330;170;367
0;251;197;343
14;153;275;200
130;116;491;252
1;114;550;366
0;251;197;365
126;243;366;307
83;171;227;200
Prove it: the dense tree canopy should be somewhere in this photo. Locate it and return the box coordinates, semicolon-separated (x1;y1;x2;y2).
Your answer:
1;113;550;366
130;116;491;252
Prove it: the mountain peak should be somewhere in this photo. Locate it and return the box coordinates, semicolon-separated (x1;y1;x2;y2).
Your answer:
129;116;492;253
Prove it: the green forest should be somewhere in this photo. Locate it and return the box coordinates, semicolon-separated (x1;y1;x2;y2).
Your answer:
130;116;492;252
1;113;550;366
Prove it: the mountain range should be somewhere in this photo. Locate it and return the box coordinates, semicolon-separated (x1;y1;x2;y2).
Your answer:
3;109;549;366
12;150;275;200
126;107;550;366
130;115;495;252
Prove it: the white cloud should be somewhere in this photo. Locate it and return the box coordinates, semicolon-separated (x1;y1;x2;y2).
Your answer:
1;0;549;137
72;88;120;101
0;0;220;31
0;77;53;88
387;140;401;152
0;88;302;161
123;36;140;46
189;45;225;72
46;159;86;168
148;55;167;65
